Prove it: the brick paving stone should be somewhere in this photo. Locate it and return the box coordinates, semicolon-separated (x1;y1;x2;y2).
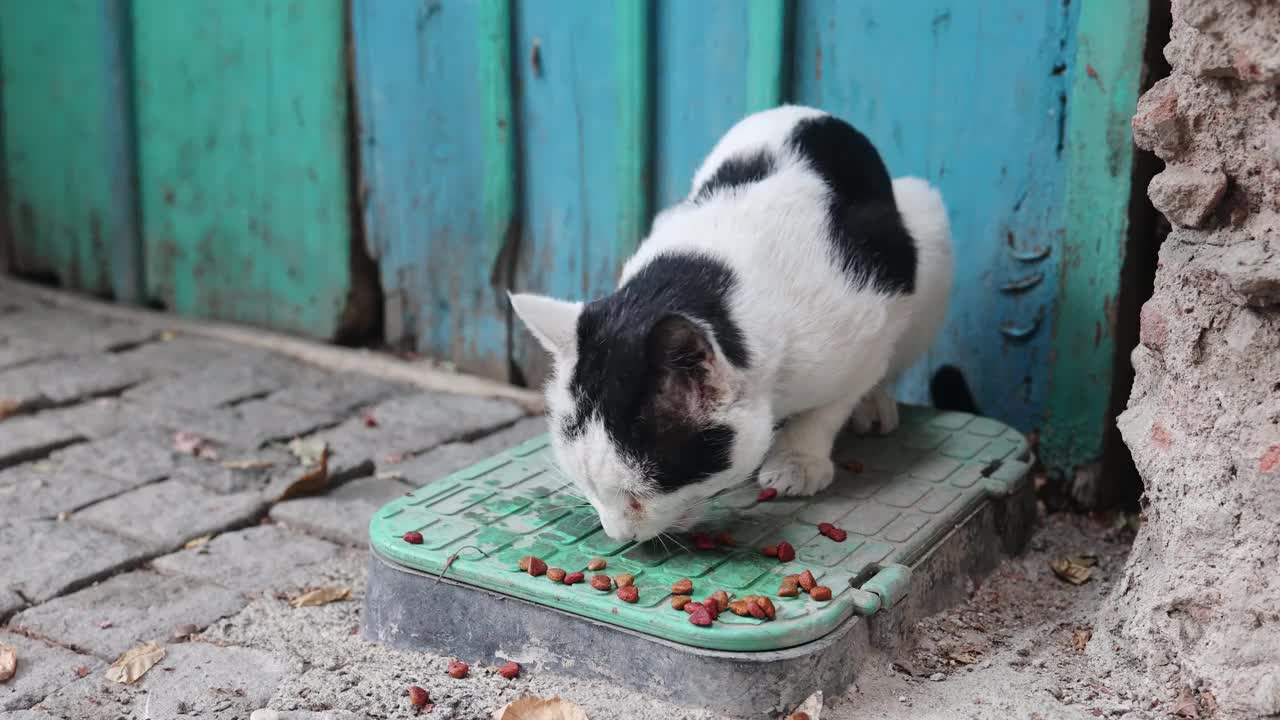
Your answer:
48;431;181;486
0;590;23;620
0;415;83;471
116;335;279;376
268;372;407;414
10;570;248;660
0;466;134;522
269;475;414;546
123;359;327;411
0;337;60;372
369;391;525;440
1;309;156;356
169;448;294;495
36;642;289;720
0;630;103;712
75;479;267;550
151;525;340;596
0;520;150;603
0;356;150;409
174;400;339;452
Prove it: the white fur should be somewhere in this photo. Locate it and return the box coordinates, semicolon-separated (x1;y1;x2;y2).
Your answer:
512;105;953;541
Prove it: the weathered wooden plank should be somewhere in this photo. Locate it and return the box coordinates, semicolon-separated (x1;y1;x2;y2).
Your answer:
351;0;516;379
133;0;352;339
1041;0;1150;472
510;0;653;384
0;1;141;299
793;1;1081;434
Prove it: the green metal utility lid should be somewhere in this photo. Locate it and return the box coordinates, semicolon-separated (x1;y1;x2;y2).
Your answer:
369;406;1031;653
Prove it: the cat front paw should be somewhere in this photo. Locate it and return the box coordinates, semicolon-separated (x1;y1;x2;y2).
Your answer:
757;450;834;497
851;388;900;435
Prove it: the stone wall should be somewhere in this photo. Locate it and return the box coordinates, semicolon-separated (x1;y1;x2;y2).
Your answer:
1097;0;1280;717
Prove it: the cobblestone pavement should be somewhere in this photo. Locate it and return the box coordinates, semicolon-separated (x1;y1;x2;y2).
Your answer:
0;291;719;720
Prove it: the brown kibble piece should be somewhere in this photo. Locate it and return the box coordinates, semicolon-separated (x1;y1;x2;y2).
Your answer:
778;580;800;597
408;685;429;707
587;558;607;571
776;541;796;562
729;600;750;616
747;598;768;619
547;568;566;583
757;596;777;619
810;586;833;602
613;573;635;588
447;661;469;679
797;569;817;592
522;556;547;577
564;571;584;585
617;586;639;603
498;661;521;679
517;556;529;571
590;574;612;591
708;590;730;612
671;578;693;595
762;545;779;558
671;595;692;610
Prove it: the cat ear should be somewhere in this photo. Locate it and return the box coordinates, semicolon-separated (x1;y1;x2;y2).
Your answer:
646;316;725;418
509;293;582;357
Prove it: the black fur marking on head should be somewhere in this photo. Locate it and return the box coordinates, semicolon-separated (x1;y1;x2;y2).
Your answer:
565;253;748;492
787;115;918;294
694;150;775;202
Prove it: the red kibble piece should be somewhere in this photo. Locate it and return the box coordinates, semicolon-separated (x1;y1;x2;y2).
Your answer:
702;600;720;620
522;556;547;577
776;541;796;563
714;532;736;547
708;590;730;612
671;578;693;595
817;522;834;534
762;545;779;558
590;574;613;591
688;606;714;626
546;568;566;582
747;598;768;619
692;532;716;550
683;601;705;615
498;661;521;679
447;661;469;679
797;569;817;592
616;586;639;603
810;586;833;602
408;685;429;707
361;410;379;428
563;571;584;585
844;460;864;473
826;528;848;542
402;531;424;545
757;487;778;502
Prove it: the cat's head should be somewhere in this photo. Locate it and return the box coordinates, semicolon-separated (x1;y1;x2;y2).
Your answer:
510;292;773;542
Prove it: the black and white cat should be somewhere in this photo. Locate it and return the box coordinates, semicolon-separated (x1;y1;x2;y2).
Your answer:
511;105;952;542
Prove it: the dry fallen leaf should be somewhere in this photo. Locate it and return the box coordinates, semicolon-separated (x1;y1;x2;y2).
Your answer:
289;586;351;608
184;534;213;550
788;690;822;720
173;431;220;460
1172;688;1200;718
286;437;327;468
1200;691;1217;715
1072;628;1092;652
948;650;980;665
0;399;21;421
491;696;589;720
159;330;177;342
105;642;165;685
220;458;275;471
0;643;16;683
276;445;329;502
1049;558;1093;585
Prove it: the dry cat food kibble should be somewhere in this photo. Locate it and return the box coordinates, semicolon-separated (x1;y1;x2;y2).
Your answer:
613;573;635;588
563;571;584;585
843;460;864;473
757;487;778;502
796;570;817;592
587;558;607;571
671;578;693;595
776;541;796;562
518;556;547;577
546;568;566;583
707;590;730;612
714;532;736;547
817;522;848;542
762;545;779;558
446;661;469;679
590;574;612;591
402;531;424;545
688;605;714;626
497;661;521;679
408;685;429;707
809;586;833;602
692;532;716;550
729;600;750;616
671;595;692;610
777;577;800;597
616;586;639;603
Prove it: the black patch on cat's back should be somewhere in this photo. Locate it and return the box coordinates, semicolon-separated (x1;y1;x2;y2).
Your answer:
787;115;918;294
694;150;775;202
566;253;749;492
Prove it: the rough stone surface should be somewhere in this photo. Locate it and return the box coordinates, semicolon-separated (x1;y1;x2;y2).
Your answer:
0;630;102;711
170;400;340;452
267;374;407;414
0;466;135;522
0;356;149;409
151;525;341;596
0;520;150;603
123;360;323;411
74;478;266;550
10;570;247;660
0;415;82;471
1097;2;1280;717
1146;165;1228;227
49;431;181;486
270;475;413;546
36;641;290;720
0;591;23;620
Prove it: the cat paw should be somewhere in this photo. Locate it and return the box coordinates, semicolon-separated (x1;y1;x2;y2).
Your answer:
757;450;835;497
851;389;900;435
